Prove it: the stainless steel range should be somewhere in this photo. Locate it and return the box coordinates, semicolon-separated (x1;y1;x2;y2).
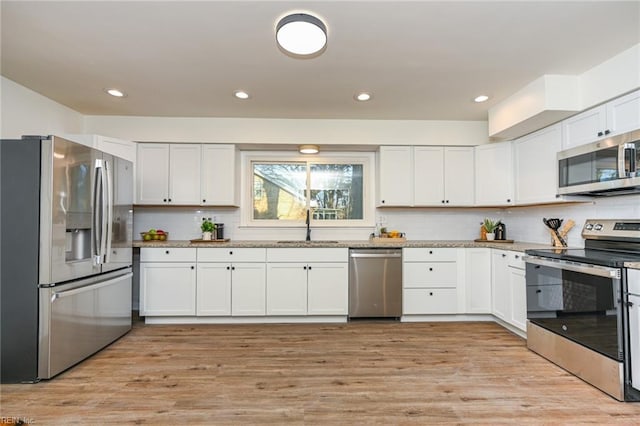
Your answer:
525;219;640;401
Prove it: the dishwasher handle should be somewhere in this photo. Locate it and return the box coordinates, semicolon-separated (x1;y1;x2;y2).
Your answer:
350;252;402;258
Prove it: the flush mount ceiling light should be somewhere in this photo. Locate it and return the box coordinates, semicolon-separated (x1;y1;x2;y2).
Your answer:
474;95;490;103
354;92;372;102
299;144;319;154
105;88;126;97
234;90;250;100
276;13;327;58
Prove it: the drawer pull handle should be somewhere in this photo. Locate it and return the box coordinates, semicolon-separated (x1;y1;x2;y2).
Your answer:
229;251;233;255
429;292;433;296
190;266;194;270
165;250;170;254
429;250;433;254
429;267;433;271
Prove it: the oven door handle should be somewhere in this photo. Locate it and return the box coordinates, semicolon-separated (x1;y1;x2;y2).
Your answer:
523;255;621;279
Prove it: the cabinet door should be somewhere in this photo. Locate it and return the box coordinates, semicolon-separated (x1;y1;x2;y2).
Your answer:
509;267;527;332
196;263;231;316
562;105;607;149
475;142;513;206
514;123;562;204
231;263;266;316
169;144;201;204
444;147;475;206
378;146;413;206
136;143;169;204
414;146;444;205
140;262;196;316
201;144;238;206
465;248;492;314
307;262;348;315
606;89;640;136
266;263;308;315
491;250;510;321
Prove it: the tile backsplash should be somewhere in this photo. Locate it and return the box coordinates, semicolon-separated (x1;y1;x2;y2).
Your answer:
133;194;640;246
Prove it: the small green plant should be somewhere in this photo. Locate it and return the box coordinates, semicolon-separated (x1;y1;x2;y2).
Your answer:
482;218;498;233
201;218;214;233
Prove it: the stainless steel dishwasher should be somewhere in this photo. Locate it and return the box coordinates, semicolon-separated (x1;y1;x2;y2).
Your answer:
349;248;402;318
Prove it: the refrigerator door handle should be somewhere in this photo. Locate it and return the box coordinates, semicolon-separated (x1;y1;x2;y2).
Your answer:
92;159;103;265
104;159;113;264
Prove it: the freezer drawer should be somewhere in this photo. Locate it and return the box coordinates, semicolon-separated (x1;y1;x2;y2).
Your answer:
38;270;132;379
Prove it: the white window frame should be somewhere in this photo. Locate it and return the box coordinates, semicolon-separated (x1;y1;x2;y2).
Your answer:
241;151;375;227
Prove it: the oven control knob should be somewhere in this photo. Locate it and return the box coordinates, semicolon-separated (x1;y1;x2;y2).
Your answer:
594;223;603;231
585;223;594;230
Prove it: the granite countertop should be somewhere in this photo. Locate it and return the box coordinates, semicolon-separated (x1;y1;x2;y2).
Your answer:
134;239;553;252
625;262;640;270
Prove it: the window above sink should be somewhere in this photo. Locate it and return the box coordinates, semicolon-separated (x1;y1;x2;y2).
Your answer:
241;151;374;228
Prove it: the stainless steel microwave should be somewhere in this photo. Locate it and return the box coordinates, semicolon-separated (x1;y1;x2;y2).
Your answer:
558;129;640;196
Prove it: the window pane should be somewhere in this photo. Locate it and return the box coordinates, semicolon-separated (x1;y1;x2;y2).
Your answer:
310;164;363;220
253;163;307;220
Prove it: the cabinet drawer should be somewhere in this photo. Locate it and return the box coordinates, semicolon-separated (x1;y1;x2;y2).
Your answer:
403;288;458;314
197;247;266;262
140;247;196;262
266;248;348;263
508;251;525;269
403;248;457;262
403;262;457;288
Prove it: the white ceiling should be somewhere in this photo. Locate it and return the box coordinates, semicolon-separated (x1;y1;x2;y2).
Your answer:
2;1;639;121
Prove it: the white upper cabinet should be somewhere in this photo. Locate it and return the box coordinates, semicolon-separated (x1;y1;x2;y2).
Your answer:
378;146;413;206
442;147;474;206
562;89;640;150
137;143;238;206
168;144;202;205
514;123;562;205
474;141;513;206
379;146;474;207
136;143;170;204
201;144;239;206
413;147;444;205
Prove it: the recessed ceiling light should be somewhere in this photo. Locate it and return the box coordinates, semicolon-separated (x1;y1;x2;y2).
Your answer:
105;88;125;97
299;144;319;154
234;90;250;100
276;13;327;58
355;92;372;102
474;95;490;103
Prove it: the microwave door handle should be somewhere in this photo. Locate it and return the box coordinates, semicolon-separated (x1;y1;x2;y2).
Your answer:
620;143;637;178
104;159;113;263
92;159;103;265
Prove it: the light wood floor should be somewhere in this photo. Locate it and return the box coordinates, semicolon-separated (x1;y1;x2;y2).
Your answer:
2;321;640;424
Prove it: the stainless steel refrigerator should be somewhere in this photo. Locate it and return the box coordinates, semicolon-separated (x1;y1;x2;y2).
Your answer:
1;135;133;382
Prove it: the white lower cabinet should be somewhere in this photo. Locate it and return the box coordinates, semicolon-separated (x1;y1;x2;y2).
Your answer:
307;263;349;315
196;263;231;316
266;249;349;316
140;262;196;316
266;263;308;315
140;248;197;316
491;249;526;332
231;264;267;316
403;248;461;315
465;248;492;314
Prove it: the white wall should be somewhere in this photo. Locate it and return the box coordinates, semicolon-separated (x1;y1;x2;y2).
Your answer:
83;115;490;147
0;76;84;138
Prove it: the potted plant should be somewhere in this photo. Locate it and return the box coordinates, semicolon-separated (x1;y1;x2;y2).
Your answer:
201;218;215;240
483;218;498;240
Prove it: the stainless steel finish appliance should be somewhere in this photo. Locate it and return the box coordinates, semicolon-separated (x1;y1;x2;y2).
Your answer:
628;269;640;392
349;248;402;318
1;136;133;383
525;219;640;401
557;129;640;196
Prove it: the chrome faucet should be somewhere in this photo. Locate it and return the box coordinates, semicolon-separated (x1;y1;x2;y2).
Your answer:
306;209;311;241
